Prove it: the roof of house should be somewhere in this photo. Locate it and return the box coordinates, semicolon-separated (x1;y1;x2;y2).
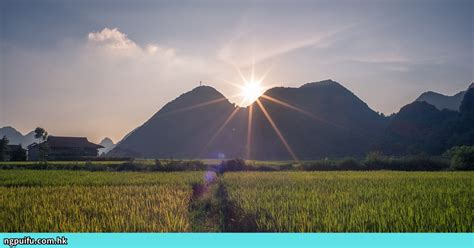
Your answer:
6;144;26;151
30;136;104;149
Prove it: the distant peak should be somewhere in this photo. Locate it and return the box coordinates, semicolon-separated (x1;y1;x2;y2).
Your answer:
0;126;23;135
469;82;474;89
189;85;224;97
300;79;344;89
418;91;445;97
100;137;114;144
0;126;16;130
400;100;439;113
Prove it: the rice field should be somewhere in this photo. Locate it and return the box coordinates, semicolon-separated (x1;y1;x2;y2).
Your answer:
0;170;205;232
222;171;473;232
1;170;472;232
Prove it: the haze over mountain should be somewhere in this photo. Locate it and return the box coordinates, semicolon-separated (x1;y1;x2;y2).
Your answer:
0;126;39;147
415;83;474;111
109;80;388;159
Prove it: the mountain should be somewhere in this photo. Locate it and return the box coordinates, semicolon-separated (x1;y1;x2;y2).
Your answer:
376;101;457;155
98;137;116;155
415;83;473;111
452;87;474;145
249;80;387;159
0;127;24;144
109;85;247;158
109;80;388;159
0;126;39;147
378;87;474;155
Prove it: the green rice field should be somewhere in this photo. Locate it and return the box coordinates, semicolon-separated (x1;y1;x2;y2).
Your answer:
0;170;472;232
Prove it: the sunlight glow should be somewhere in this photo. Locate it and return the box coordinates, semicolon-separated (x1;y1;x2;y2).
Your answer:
224;61;272;107
240;80;265;106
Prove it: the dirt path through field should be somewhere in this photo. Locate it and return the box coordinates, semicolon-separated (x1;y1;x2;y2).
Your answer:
188;171;223;231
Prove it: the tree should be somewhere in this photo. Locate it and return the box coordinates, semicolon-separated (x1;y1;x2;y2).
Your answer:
0;136;9;161
34;127;49;161
444;146;474;170
10;144;27;161
34;127;48;141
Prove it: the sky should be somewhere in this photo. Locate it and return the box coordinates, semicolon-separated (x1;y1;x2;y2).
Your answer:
1;0;472;143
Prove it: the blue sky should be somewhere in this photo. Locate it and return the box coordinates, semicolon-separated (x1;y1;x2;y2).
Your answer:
1;0;472;142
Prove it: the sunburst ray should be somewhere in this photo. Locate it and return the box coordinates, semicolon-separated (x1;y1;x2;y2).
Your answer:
256;99;298;161
260;94;346;130
199;107;241;157
246;104;254;159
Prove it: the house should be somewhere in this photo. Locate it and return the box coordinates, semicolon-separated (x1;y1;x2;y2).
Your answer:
27;136;104;161
4;145;27;161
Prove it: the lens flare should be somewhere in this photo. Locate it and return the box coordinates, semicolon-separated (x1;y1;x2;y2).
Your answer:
256;99;298;161
241;80;264;105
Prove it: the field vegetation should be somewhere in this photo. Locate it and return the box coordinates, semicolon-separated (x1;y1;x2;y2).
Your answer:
0;169;472;232
0;170;205;232
222;171;473;232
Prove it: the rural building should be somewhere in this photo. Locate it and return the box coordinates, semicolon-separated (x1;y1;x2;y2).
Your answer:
3;145;27;161
27;136;104;161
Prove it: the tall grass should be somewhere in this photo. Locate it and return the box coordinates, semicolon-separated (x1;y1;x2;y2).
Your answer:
0;170;205;232
222;171;473;232
0;186;191;232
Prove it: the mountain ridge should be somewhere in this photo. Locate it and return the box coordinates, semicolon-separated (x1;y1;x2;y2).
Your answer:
414;83;473;111
0;126;39;147
109;79;388;159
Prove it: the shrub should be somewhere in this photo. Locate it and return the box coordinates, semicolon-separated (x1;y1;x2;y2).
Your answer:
152;159;207;172
216;159;249;174
390;156;448;171
116;159;140;171
85;161;107;171
300;161;336;171
444;146;474;170
364;151;390;170
337;158;363;170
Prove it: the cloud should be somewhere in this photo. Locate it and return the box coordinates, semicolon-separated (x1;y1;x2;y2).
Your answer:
86;27;178;60
216;23;356;67
2;27;219;142
88;28;138;50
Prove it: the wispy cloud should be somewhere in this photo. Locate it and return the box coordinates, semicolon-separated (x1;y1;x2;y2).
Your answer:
217;22;356;67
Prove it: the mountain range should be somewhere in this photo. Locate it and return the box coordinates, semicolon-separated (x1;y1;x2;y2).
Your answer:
414;83;473;111
378;86;473;155
3;80;472;159
108;80;473;159
0;127;39;147
110;80;388;159
0;126;116;154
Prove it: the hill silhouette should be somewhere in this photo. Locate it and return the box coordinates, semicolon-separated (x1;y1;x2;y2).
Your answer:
415;83;473;111
4;81;472;160
378;87;474;155
108;86;247;158
109;80;388;159
249;80;387;159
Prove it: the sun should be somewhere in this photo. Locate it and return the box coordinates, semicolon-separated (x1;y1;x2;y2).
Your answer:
225;63;271;106
240;79;265;105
